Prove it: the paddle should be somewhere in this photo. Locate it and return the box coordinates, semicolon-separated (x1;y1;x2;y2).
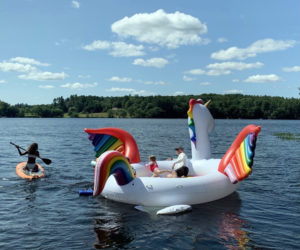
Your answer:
10;142;52;165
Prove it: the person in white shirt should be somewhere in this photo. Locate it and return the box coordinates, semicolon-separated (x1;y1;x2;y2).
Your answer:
167;147;189;178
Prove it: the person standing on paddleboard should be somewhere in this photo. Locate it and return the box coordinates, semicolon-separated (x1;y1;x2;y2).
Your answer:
16;143;40;172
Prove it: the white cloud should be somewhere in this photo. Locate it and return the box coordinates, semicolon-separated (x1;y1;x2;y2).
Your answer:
173;91;185;96
109;76;132;82
143;80;167;85
206;69;232;76
282;66;300;72
0;61;36;72
185;68;206;75
148;46;160;52
61;82;98;89
19;71;67;81
106;87;152;95
55;38;68;46
72;1;80;8
83;40;111;51
111;9;208;49
39;85;54;89
224;89;244;94
200;81;211;86
110;42;144;57
185;61;263;76
133;57;168;68
217;37;228;43
10;57;49;66
232;79;240;83
186;68;229;76
0;79;6;84
244;74;281;83
207;61;263;71
107;87;136;92
211;39;296;60
183;75;195;81
83;40;145;57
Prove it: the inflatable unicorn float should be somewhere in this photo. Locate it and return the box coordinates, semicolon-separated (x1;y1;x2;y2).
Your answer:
84;99;261;210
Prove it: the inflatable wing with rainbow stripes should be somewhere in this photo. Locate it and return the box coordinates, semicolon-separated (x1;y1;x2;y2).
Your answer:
93;150;135;196
218;124;261;184
85;127;141;164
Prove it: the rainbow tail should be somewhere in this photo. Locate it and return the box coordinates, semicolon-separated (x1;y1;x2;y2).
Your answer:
93;150;135;196
218;125;261;184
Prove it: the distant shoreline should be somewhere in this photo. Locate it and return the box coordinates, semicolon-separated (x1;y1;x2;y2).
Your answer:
1;93;300;119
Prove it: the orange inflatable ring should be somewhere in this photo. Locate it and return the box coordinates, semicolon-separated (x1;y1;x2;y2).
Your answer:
16;162;45;179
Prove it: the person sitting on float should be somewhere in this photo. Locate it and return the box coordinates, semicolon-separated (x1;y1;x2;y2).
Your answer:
145;155;171;177
16;142;40;172
167;147;189;178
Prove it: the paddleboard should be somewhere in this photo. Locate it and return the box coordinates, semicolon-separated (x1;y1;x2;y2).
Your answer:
16;161;45;180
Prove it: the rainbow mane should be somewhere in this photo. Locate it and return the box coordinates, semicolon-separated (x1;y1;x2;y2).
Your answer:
88;133;124;158
187;99;204;147
218;125;261;183
93;151;135;196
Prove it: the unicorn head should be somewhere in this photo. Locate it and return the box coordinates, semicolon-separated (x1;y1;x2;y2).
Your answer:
187;99;215;160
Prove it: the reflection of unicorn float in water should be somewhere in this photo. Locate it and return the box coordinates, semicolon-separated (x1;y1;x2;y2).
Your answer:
85;99;261;207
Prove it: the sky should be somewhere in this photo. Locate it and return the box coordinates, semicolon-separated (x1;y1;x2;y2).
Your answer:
0;0;299;105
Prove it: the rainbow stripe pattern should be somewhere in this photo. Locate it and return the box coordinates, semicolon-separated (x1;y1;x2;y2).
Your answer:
218;124;261;183
93;150;135;196
229;133;256;178
187;99;204;147
88;133;124;158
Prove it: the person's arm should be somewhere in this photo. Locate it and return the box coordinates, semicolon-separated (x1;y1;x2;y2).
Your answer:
17;146;27;156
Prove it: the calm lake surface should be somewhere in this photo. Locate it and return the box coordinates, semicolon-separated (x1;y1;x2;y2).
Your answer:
0;118;299;249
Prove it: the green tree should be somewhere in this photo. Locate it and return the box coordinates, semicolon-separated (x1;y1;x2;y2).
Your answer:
68;107;79;118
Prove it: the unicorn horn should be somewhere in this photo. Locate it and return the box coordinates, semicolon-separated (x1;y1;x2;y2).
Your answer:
204;100;211;107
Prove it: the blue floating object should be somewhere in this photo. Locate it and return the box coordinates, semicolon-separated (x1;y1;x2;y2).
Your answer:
78;189;93;196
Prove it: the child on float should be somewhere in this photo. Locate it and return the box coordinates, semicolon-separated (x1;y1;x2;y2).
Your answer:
145;155;171;177
16;143;40;172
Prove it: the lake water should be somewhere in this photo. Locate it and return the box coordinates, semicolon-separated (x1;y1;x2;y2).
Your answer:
0;118;299;249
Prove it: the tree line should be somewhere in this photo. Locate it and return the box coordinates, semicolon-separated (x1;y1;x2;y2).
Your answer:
1;93;300;119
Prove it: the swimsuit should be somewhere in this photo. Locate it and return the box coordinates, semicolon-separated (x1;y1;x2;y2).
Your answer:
147;161;158;172
25;154;38;171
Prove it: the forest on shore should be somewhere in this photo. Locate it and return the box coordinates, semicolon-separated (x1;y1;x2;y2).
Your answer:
1;93;300;119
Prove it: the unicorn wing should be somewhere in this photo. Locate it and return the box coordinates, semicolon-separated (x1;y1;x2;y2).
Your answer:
218;124;261;183
85;127;141;163
93;150;135;196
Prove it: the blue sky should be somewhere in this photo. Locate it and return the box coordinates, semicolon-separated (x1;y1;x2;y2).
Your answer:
0;0;299;105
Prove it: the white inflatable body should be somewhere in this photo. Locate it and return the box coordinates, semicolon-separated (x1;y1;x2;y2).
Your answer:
101;159;240;206
86;99;260;207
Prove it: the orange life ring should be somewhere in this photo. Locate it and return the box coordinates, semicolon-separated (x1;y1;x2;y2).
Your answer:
16;161;45;179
